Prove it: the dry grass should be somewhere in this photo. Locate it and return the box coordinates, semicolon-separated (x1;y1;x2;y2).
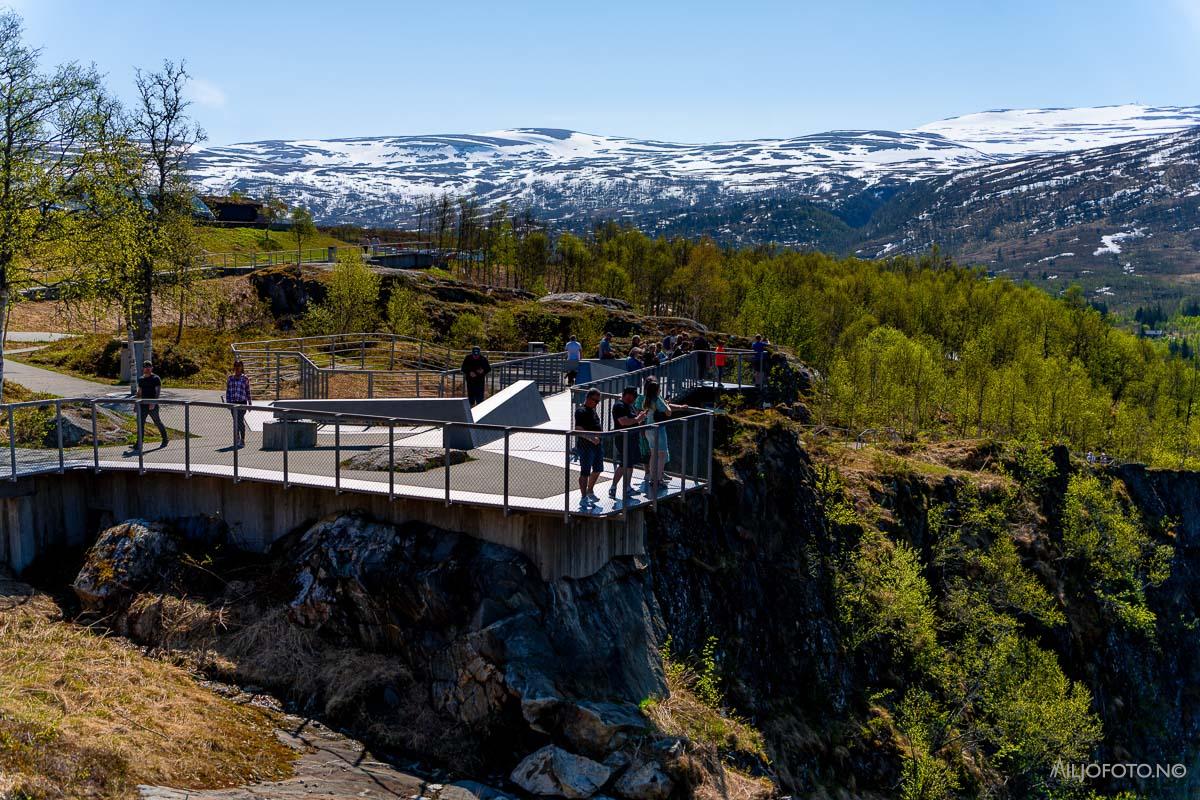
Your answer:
641;667;768;765
0;584;295;799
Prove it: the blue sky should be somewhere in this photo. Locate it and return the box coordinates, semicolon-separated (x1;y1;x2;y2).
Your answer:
15;0;1200;146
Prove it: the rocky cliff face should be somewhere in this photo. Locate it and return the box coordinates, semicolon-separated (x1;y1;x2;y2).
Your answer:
66;411;1200;799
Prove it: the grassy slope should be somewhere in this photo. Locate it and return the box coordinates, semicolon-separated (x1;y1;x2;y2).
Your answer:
16;326;267;390
0;587;294;799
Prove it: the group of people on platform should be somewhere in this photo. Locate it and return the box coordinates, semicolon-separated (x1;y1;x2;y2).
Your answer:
122;332;769;500
573;380;687;506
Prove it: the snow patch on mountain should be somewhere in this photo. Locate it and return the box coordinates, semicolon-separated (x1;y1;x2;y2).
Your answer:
1093;228;1146;256
187;104;1200;229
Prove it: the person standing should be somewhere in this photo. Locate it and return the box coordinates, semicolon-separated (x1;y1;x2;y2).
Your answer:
609;386;647;500
693;333;710;378
564;334;583;386
225;359;252;448
751;334;769;388
132;361;168;452
461;346;491;406
624;347;644;373
598;332;614;360
714;341;727;384
573;388;605;504
635;377;686;490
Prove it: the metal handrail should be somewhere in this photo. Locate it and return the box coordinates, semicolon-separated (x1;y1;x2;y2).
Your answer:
0;396;714;518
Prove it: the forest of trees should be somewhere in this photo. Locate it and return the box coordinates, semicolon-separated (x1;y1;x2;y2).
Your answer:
317;197;1200;471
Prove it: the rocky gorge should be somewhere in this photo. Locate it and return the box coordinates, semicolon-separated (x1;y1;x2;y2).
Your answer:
57;406;1200;799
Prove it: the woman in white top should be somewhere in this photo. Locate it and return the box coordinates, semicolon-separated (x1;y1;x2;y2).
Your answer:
634;377;687;490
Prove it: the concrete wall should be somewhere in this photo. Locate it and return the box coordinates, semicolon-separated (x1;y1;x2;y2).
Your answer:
469;380;550;446
0;471;644;581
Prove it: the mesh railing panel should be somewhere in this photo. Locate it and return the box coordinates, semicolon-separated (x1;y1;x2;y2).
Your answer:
0;396;714;518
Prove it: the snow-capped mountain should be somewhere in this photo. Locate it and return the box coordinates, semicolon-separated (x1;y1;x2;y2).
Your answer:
858;125;1200;291
188;104;1200;229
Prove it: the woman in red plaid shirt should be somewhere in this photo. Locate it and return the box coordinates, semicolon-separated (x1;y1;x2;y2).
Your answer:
225;359;252;448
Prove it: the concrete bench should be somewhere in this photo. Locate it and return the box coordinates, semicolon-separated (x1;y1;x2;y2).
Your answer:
261;420;318;451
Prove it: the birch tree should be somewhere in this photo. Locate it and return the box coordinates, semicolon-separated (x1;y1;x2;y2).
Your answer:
0;11;100;400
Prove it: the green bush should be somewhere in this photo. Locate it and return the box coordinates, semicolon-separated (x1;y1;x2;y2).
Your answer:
1061;474;1172;636
449;312;485;348
153;343;200;379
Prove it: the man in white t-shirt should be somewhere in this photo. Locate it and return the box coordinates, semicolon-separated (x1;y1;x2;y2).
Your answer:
565;335;583;385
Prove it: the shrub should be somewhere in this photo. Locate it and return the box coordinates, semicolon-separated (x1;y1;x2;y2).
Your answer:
449;312;485;349
153;344;200;379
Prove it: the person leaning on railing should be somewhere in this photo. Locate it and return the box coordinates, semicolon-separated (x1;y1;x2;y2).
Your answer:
225;359;252;448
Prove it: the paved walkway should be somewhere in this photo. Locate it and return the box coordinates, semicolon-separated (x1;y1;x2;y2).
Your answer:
3;357;223;402
6;331;75;342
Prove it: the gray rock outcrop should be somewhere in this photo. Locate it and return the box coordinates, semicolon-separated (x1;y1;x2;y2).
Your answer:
341;446;470;472
510;745;613;799
285;513;665;741
73;520;180;612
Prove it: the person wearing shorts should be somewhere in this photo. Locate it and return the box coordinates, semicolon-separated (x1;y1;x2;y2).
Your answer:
574;388;605;504
609;386;647;500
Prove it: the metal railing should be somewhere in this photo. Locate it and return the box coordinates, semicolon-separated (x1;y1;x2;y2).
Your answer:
231;333;548;401
0;396;712;520
574;349;759;400
196;241;427;273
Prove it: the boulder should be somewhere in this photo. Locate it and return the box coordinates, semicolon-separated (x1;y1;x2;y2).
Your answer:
557;701;649;757
73;520;180;612
612;761;673;800
510;745;613;799
539;293;632;311
341;446;470;473
45;405;131;448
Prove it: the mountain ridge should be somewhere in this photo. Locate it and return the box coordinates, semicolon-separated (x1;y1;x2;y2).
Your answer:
188;104;1200;308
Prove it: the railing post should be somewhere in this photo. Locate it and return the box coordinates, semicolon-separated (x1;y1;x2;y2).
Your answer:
232;407;238;482
282;416;289;489
706;412;714;493
7;406;15;481
388;422;395;501
651;424;659;510
680;416;688;493
184;403;191;478
334;420;341;494
275;353;281;401
368;371;374;399
389;336;396;371
91;400;99;473
502;428;511;514
444;424;451;506
564;429;571;521
54;402;64;472
691;414;700;490
621;428;631;511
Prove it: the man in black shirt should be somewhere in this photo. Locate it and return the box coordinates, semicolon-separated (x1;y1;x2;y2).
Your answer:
133;360;168;451
461;346;491;407
609;386;646;500
574;388;605;503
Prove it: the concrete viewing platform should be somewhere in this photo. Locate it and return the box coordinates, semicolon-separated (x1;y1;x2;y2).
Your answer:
0;346;750;578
